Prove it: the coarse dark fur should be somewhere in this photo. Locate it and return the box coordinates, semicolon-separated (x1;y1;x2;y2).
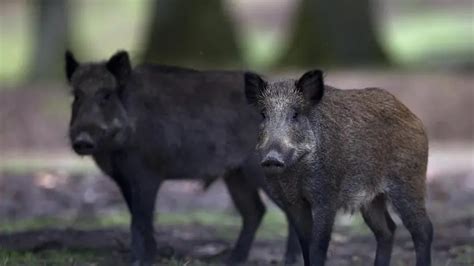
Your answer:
245;70;433;266
65;51;302;265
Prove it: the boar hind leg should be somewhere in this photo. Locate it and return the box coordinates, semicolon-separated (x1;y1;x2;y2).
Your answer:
361;194;396;266
224;168;266;264
388;181;433;266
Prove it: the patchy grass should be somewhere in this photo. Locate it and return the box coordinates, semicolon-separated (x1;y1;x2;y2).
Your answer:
160;209;288;240
448;245;474;265
0;207;374;240
0;250;111;266
0;209;288;241
0;210;282;265
159;258;218;266
0;250;223;266
336;212;371;236
0;154;98;175
1;210;472;265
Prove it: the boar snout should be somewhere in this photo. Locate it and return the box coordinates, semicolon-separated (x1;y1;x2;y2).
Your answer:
261;149;286;175
72;132;96;155
261;150;285;168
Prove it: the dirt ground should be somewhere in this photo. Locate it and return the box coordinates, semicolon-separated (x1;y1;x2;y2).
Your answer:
0;169;473;265
0;72;473;265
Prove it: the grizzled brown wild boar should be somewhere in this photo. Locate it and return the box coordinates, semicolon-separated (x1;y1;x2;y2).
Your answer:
65;51;301;265
245;70;433;266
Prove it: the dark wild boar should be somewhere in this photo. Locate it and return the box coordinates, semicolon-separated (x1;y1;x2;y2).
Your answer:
245;70;433;266
65;51;301;265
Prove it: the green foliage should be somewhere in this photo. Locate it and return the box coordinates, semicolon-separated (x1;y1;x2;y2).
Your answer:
0;3;33;86
241;30;285;71
384;10;474;66
1;2;472;86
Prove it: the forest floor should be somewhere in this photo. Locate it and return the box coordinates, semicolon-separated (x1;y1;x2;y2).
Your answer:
0;163;473;266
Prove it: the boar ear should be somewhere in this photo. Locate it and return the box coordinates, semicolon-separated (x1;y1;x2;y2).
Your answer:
296;69;324;103
244;72;266;105
106;50;131;86
65;50;79;82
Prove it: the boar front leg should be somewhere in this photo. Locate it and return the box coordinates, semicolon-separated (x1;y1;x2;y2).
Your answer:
308;205;336;266
129;176;161;266
285;205;312;266
115;153;162;266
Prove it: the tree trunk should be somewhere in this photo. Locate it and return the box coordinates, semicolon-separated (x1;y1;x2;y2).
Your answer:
142;0;241;68
278;0;388;68
29;0;70;81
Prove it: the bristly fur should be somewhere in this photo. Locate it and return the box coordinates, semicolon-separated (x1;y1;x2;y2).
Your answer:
65;50;302;265
245;70;433;266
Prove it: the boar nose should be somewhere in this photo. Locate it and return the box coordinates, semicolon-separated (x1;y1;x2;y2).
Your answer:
72;132;96;155
261;150;285;168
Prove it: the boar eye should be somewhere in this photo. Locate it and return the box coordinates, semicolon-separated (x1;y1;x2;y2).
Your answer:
260;111;266;120
99;90;113;105
292;111;299;120
103;92;111;100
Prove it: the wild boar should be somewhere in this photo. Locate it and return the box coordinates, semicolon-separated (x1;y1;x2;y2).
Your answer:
65;51;300;265
245;70;433;266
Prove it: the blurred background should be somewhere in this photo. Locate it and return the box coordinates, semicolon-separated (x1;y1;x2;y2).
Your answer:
0;0;473;265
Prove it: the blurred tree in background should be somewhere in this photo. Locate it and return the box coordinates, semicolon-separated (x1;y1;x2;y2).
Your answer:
143;0;242;68
278;0;388;68
29;0;70;81
1;0;472;86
